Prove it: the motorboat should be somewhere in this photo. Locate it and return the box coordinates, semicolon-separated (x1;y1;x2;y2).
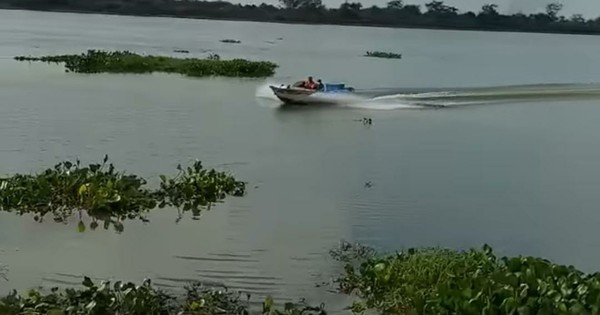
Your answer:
269;82;355;105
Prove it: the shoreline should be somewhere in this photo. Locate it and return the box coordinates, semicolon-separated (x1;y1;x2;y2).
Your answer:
1;7;599;37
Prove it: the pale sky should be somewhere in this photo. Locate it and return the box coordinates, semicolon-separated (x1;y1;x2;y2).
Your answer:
243;0;600;18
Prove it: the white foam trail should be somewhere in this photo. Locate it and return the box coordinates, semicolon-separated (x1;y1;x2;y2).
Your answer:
310;91;367;104
371;93;407;101
254;82;284;109
255;82;281;101
339;94;425;110
299;91;420;110
259;82;600;110
342;102;424;110
372;91;460;101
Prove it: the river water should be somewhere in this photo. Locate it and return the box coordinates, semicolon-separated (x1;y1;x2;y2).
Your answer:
1;8;600;312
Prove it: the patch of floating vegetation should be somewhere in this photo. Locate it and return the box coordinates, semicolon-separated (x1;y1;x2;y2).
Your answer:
14;50;277;78
0;277;326;315
364;51;402;59
0;265;6;281
3;242;600;314
331;242;600;314
0;155;245;232
207;53;221;61
220;39;242;44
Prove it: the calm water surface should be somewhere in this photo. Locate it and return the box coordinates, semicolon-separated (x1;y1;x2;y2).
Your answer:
1;9;600;311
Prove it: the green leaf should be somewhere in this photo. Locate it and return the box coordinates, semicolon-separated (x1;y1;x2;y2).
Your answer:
78;184;88;196
82;277;94;288
107;194;121;203
284;302;295;311
77;221;86;233
189;301;200;310
559;303;568;312
517;306;530;315
85;300;96;310
263;296;274;312
374;262;386;272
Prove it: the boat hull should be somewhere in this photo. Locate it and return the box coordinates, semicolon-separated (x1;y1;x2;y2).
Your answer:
269;85;353;105
269;85;318;105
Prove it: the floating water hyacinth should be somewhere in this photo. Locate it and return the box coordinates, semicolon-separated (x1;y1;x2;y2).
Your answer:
15;50;277;78
0;155;246;232
0;277;327;315
332;242;600;314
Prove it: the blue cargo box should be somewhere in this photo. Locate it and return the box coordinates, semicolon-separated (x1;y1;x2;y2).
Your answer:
324;83;346;92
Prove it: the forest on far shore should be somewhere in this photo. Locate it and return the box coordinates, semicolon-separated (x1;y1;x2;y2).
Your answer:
1;0;598;35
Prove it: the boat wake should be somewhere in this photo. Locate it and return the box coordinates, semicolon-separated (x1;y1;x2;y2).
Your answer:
255;83;600;110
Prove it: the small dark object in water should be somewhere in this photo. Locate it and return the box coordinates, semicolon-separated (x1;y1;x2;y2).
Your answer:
353;117;372;125
364;181;373;188
365;51;402;59
173;49;190;53
221;39;241;44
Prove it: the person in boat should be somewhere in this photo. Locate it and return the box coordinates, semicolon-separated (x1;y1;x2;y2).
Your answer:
317;79;324;91
293;76;318;90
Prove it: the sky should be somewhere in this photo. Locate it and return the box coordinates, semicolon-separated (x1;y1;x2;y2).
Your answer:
243;0;600;18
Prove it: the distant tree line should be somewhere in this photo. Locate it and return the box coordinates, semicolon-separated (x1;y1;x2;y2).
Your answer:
1;0;600;35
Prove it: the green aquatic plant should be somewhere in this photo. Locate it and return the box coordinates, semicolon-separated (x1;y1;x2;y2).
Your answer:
156;160;246;220
364;51;402;59
0;156;245;231
14;54;74;63
14;50;278;78
4;242;600;314
333;243;600;314
0;155;155;225
0;264;6;281
0;277;326;315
